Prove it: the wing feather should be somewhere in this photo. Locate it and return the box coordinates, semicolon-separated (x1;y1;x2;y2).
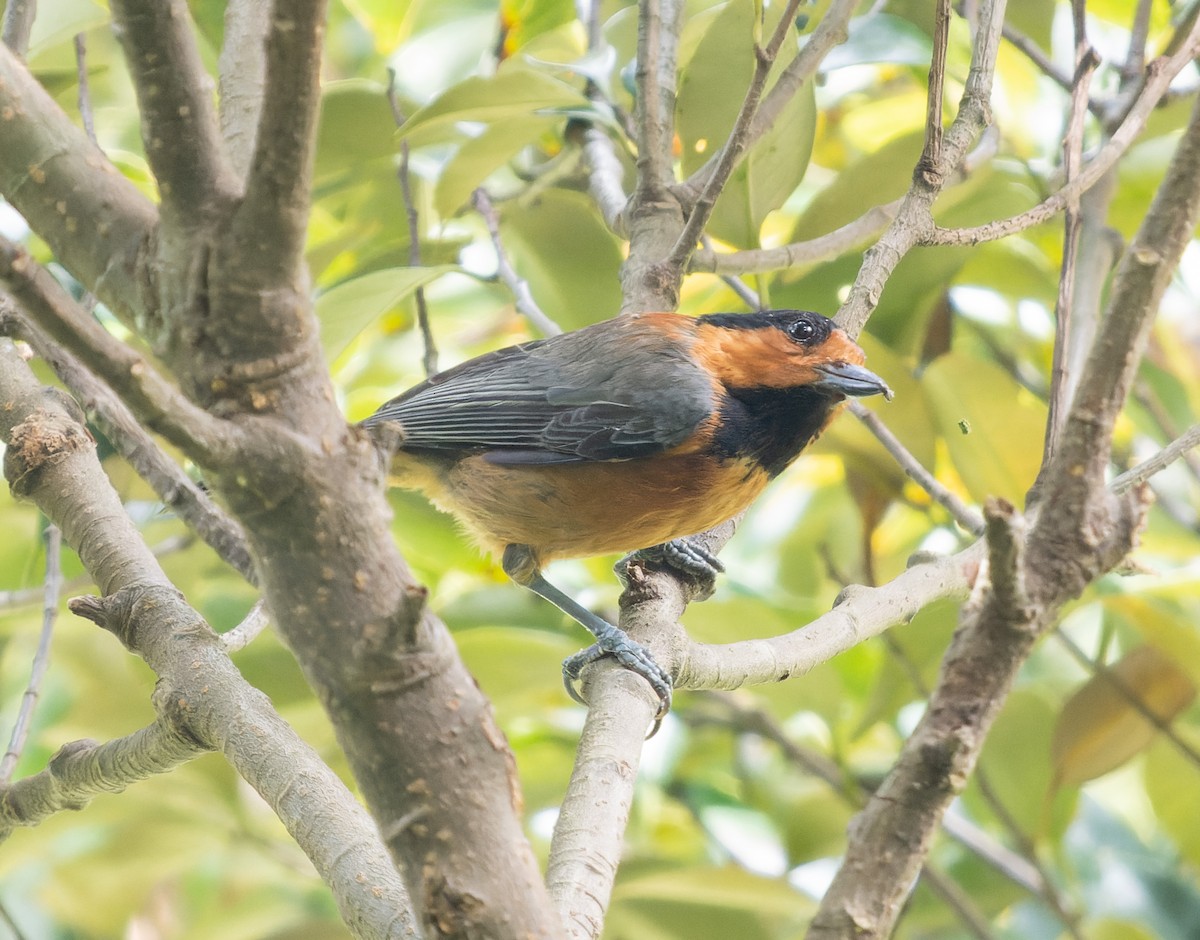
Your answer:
363;320;715;463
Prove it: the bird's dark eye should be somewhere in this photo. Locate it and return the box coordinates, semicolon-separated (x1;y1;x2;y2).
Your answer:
787;317;817;345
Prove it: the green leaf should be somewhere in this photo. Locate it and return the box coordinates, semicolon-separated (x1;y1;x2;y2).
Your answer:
498;189;623;328
314;80;401;181
315;265;454;358
398;67;589;142
26;0;108;61
923;351;1047;501
434;116;558;217
677;1;816;247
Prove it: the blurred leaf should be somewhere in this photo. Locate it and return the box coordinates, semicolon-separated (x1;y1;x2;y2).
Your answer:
314;80;399;181
822;13;933;70
398;67;589;142
315;265;454;358
1052;645;1197;789
434;117;558;216
499;189;623;327
924;351;1046;501
26;0;107;62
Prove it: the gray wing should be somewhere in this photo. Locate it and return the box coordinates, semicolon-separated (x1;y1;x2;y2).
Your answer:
362;324;714;464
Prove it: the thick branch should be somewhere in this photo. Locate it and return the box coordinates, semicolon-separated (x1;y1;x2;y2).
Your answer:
0;43;157;327
218;0;270;180
110;0;234;222
0;238;240;465
810;65;1200;940
633;0;684;196
1;0;34;56
232;1;328;278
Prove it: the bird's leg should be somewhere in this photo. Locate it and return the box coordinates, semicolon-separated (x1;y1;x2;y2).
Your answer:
502;544;672;718
616;537;726;601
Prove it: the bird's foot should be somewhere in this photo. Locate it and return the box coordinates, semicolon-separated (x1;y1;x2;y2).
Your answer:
617;537;726;600
563;624;673;722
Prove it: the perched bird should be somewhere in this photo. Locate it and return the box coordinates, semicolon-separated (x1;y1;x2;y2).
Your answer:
364;309;891;716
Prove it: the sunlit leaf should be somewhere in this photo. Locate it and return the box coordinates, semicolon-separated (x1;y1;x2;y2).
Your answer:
1052;645;1197;788
316;265;455;358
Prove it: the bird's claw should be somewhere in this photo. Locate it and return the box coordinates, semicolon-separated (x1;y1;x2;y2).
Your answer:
617;537;726;600
563;634;673;723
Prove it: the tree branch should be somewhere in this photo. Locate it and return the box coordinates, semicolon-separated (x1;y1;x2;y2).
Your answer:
0;720;207;839
680;0;856;204
0;238;241;466
1043;18;1100;465
0;525;61;783
0;339;418;938
217;0;270;180
1112;422;1200;494
0;43;157;328
925;24;1200;249
809;72;1200;940
109;0;235;223
472;188;563;337
678;545;982;690
633;0;684;196
1;0;35;57
232;1;329;278
0;300;256;581
664;0;805;272
836;0;1009;339
849;400;985;535
690;200;901;276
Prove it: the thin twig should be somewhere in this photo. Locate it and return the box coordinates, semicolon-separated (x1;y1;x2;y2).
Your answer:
665;0;804;271
1133;385;1200;485
691;200;902;276
73;34;96;141
1042;11;1099;466
1111;422;1200;494
387;69;437;377
0;525;62;783
470;188;563;336
849;401;985;535
917;0;952;180
700;237;762;308
928;21;1200;248
221;598;270;652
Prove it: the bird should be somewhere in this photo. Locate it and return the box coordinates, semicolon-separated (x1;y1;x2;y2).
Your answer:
363;309;892;718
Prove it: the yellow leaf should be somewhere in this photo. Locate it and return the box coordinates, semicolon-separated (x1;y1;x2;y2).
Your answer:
1051;645;1197;788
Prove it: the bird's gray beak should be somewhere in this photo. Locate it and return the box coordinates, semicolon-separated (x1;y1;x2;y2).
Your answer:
814;361;894;400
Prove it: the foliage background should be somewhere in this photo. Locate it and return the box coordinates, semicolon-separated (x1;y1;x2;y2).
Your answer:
2;0;1199;937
